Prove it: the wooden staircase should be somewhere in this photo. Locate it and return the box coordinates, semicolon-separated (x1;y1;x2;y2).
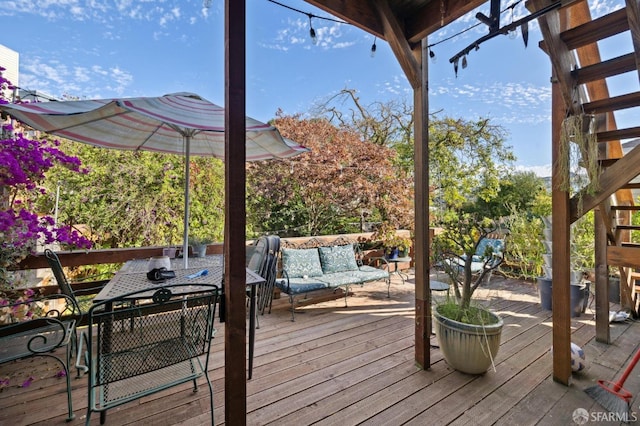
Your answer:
531;0;640;317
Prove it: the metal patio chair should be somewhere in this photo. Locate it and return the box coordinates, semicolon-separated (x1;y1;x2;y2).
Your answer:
80;283;219;425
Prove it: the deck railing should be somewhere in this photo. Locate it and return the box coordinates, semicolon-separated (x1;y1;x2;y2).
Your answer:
13;231;417;295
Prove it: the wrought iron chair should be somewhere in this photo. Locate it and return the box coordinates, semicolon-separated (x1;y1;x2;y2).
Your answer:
0;293;81;422
246;235;280;324
80;283;219;425
44;248;109;315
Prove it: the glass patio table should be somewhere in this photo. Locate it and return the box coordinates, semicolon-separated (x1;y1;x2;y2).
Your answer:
94;254;265;378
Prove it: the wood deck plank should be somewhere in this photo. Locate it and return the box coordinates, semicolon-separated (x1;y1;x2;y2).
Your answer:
4;274;640;425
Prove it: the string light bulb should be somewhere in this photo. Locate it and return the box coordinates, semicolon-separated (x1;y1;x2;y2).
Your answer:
508;6;518;40
308;15;318;45
429;48;436;64
461;54;468;69
370;37;377;58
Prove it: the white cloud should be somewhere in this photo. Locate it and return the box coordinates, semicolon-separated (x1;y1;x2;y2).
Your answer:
17;57;133;99
515;164;551;178
264;16;355;51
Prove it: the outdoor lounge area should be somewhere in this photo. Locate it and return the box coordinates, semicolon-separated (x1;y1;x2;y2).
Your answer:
1;270;639;425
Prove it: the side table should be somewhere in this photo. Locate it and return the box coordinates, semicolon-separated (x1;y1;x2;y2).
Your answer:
387;256;412;284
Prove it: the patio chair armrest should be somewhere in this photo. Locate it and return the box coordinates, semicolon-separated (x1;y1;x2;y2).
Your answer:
365;255;390;269
279;269;292;292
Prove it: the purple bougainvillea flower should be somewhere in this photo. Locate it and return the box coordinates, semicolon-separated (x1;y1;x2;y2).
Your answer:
54;370;67;378
20;376;34;388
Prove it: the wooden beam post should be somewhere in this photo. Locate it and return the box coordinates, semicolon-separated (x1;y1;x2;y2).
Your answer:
414;38;430;369
551;64;572;385
594;207;610;343
225;0;248;424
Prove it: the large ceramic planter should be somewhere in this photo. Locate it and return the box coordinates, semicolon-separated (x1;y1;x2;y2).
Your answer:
433;305;503;375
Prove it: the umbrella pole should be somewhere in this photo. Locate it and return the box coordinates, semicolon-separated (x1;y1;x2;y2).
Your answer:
183;135;191;269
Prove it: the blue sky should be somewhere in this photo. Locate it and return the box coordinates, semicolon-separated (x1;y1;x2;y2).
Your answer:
0;0;632;176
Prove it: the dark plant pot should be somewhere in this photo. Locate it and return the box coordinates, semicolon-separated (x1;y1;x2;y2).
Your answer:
609;277;620;304
537;277;553;310
536;277;587;317
385;247;399;260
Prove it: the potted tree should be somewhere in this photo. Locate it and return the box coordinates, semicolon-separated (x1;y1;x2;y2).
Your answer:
432;212;504;374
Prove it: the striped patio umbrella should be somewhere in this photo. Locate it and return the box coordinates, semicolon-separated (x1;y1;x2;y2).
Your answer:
1;92;309;267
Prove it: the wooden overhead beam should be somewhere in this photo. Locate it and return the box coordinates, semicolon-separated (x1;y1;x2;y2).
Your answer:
626;0;640;84
405;0;486;44
570;145;640;223
305;0;383;38
371;0;421;88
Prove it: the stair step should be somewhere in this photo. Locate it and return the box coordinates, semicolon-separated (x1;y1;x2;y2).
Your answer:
598;158;618;167
560;8;628;49
574;53;636;84
584;91;640;115
615;225;640;231
611;206;640;211
597;126;640;142
621;242;640;247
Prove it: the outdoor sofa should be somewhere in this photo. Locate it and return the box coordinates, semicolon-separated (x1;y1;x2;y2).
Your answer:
275;237;391;320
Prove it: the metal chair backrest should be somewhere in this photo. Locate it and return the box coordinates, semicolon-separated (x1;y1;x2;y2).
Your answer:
247;237;269;274
85;283;219;425
257;235;280;314
45;249;76;301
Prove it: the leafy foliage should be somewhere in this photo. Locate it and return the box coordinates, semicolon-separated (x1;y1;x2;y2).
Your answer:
430;116;515;216
469;171;547;218
37;141;225;249
501;209;545;279
247;112;413;237
432;212;502;315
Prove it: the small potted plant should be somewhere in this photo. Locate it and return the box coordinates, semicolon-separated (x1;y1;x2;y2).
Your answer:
188;235;212;258
431;211;504;375
387;234;412;258
371;222;411;259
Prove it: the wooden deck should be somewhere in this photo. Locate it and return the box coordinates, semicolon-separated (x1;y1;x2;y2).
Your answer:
2;272;640;425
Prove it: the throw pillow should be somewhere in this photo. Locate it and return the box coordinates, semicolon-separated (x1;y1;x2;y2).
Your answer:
282;248;323;278
319;245;359;273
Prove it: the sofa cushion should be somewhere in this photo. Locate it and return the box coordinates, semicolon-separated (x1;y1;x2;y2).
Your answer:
475;238;504;258
318;245;359;274
282;248;323;278
276;277;328;295
318;271;363;287
355;265;390;282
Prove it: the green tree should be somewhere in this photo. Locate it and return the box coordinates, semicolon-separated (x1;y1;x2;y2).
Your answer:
430;116;515;216
469;171;547;217
38;140;225;248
